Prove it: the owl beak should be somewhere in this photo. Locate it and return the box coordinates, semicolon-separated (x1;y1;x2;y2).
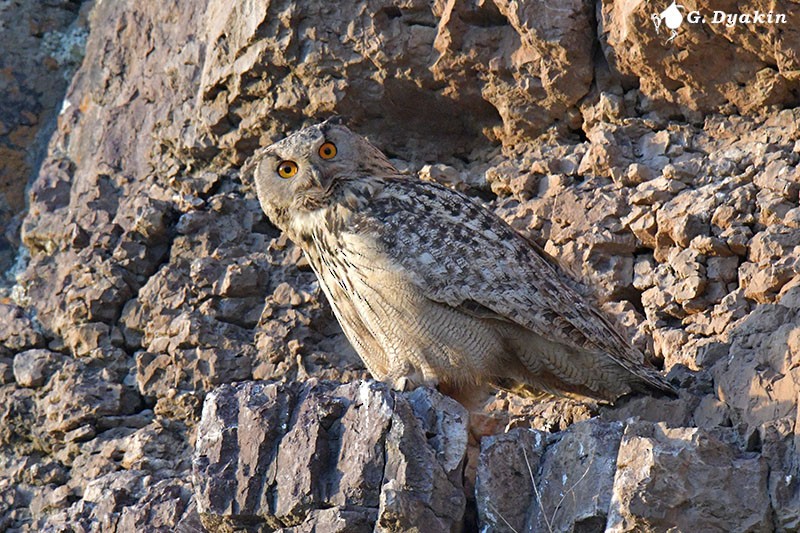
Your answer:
308;166;332;191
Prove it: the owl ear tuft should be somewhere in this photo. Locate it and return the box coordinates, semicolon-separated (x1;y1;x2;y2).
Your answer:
323;115;347;127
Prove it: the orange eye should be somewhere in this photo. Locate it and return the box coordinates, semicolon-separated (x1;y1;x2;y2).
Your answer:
276;160;298;179
318;142;337;159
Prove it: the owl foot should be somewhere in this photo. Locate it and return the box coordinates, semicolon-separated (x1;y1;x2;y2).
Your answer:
391;376;414;392
387;369;438;392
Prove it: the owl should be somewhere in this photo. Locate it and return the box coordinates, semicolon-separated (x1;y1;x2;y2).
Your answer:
247;118;676;403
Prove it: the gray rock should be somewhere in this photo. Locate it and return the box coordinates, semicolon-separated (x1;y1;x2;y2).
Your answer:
377;387;468;533
193;380;468;532
116;479;196;533
0;358;14;384
0;304;45;355
606;422;772;532
531;419;623;532
476;419;624;533
0;384;36;447
476;427;547;533
2;0;800;530
12;349;59;388
31;472;197;532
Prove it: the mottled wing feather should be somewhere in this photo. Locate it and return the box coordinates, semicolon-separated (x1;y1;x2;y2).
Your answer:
352;178;673;393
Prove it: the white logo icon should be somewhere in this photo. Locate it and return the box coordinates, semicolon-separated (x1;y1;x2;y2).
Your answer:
651;2;686;44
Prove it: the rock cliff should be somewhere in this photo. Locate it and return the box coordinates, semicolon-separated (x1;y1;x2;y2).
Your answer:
1;0;799;531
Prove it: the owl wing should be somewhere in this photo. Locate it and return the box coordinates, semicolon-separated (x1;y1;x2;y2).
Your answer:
351;178;674;394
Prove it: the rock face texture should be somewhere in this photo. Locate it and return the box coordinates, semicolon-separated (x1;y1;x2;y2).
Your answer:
602;0;800;118
1;0;799;531
477;420;624;533
607;423;772;532
0;0;90;276
193;380;467;532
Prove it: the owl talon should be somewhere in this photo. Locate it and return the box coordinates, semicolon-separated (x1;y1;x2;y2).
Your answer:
388;372;438;392
392;376;413;392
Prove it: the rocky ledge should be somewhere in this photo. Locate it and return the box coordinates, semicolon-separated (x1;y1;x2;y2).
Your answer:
189;378;779;532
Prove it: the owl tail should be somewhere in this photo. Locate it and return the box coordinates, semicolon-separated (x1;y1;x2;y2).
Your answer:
489;365;677;404
628;366;680;399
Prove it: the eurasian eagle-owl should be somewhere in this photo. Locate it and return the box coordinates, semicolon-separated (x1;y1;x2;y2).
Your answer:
247;118;676;403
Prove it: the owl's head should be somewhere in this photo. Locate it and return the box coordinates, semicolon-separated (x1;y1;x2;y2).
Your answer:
248;118;397;232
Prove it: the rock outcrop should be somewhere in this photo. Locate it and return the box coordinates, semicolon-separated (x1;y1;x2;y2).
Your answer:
601;0;800;118
477;420;623;532
607;423;772;532
1;0;799;531
193;380;467;532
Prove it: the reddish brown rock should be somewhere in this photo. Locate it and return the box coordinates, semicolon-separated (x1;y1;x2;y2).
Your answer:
601;0;800;118
432;0;594;143
40;359;141;441
0;1;90;276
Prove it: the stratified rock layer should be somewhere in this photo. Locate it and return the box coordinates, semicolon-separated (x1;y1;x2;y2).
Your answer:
193;380;467;532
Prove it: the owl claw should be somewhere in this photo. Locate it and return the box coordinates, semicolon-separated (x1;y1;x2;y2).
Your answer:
388;372;438;392
392;376;414;392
